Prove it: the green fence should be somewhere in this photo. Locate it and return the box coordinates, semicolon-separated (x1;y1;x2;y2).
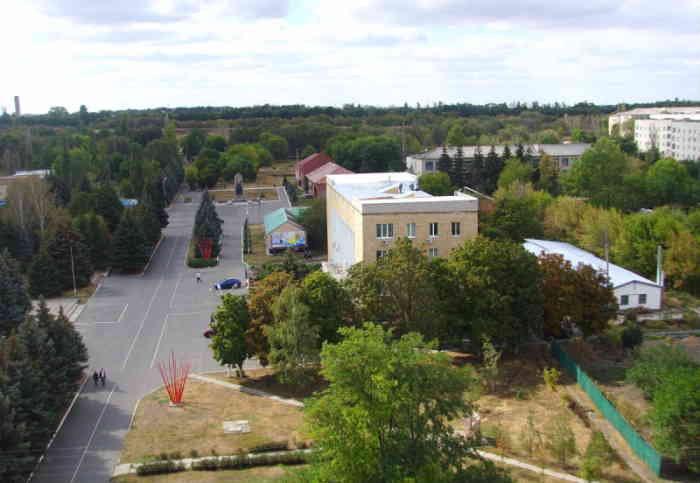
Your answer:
550;341;662;476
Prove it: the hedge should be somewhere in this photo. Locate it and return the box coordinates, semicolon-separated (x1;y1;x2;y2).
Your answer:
191;451;309;471
136;460;185;476
187;240;218;268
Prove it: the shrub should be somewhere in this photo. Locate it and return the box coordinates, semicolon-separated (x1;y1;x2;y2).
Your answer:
191;451;310;471
187;256;218;268
621;324;643;350
249;441;289;453
189;449;199;458
543;367;561;391
136;460;185;476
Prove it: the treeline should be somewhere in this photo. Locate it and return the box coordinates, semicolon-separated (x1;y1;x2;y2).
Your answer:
0;251;88;482
5;99;700;127
0;120;183;296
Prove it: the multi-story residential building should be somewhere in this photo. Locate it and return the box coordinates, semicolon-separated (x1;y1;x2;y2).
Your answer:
405;143;590;176
325;172;478;277
635;118;700;161
608;106;700;136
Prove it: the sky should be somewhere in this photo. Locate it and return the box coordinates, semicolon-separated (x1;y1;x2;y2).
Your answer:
1;0;699;114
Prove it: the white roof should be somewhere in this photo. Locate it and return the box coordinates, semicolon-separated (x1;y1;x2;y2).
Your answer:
326;172;477;213
414;143;590;161
523;239;659;288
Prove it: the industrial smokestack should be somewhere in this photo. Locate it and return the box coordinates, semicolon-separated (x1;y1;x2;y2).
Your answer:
14;96;20;117
656;245;664;286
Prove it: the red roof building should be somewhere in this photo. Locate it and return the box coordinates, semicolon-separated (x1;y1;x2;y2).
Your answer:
306;162;353;198
295;151;333;187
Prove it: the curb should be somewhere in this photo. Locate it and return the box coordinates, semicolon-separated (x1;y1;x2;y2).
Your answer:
141;234;165;276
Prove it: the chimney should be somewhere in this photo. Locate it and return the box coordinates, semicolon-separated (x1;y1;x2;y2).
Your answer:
14;96;20;117
656;245;664;286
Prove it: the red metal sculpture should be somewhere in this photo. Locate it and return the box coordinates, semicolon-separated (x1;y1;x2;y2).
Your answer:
158;351;191;405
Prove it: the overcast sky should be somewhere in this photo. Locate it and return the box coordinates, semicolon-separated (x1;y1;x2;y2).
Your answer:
2;0;699;114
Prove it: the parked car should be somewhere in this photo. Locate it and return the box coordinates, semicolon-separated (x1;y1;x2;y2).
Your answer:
214;278;242;290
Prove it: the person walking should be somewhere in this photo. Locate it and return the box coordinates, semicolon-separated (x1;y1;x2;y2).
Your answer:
92;370;99;386
195;272;202;284
99;368;106;386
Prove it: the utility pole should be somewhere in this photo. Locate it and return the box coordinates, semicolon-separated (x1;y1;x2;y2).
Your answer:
604;230;610;278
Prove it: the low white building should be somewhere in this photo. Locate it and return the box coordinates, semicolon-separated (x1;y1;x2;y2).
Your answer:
523;239;662;311
406;143;590;176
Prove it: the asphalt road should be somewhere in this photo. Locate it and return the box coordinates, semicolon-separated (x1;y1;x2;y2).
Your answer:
32;188;290;483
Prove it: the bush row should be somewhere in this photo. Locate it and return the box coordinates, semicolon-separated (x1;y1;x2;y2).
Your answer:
186;240;219;268
136;460;185;476
191;450;310;471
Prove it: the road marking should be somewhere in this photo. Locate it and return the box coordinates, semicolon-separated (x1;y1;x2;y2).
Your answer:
69;384;117;483
150;314;170;369
169;275;182;309
116;303;128;324
167;311;211;317
121;277;164;371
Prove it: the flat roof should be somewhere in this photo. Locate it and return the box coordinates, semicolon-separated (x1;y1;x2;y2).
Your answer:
523;239;659;289
327;172;478;213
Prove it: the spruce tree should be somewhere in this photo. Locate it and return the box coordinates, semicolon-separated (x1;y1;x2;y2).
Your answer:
472;145;484;191
0;250;31;336
0;388;31;483
46;225;93;291
133;204;162;248
502;144;512;161
28;248;62;298
484;145;503;194
450;146;465;188
93;184;123;232
73;213;111;269
515;143;525;160
110;210;149;272
437;145;451;174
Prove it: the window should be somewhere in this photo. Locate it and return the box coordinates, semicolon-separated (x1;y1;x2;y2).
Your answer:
425;161;435;172
620;295;629;306
376;250;387;260
376;223;393;239
451;222;461;236
406;222;416;238
639;294;647;305
429;222;439;237
428;247;438;258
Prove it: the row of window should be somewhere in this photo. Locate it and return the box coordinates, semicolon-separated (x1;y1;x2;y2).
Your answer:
376;222;461;239
620;294;647;306
377;247;438;260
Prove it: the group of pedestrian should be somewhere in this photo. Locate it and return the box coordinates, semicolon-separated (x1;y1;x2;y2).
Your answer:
92;368;106;387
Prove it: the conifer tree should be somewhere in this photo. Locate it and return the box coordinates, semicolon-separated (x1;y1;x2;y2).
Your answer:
133;204;162;248
0;388;31;482
46;224;93;291
450;146;465;188
515;143;525;160
484;145;503;194
438;145;451;174
502;144;512;161
93;184;123;232
73;213;111;269
110;210;149;272
472;145;484;191
0;250;31;335
28;248;62;298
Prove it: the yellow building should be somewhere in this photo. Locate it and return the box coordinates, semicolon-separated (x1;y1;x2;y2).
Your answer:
325;172;478;276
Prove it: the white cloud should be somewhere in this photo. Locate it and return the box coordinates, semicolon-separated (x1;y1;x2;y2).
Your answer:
0;0;698;113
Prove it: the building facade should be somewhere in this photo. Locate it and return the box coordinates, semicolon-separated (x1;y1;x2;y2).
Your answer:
325;172;478;277
635;118;700;161
405;143;590;176
263;207;309;254
295;151;333;188
608;106;700;136
305;162;353;198
523;239;662;310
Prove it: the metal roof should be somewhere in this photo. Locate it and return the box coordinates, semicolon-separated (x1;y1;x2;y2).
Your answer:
523;239;659;288
264;207;308;234
306;162;353;184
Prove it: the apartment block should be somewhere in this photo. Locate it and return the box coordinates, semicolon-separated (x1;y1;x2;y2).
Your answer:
635;118;700;161
325;172;478;277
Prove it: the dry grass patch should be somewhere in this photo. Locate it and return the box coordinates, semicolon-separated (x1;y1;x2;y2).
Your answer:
120;380;305;463
208;368;326;400
244;224;277;266
469;352;639;483
112;466;288;483
244;187;279;200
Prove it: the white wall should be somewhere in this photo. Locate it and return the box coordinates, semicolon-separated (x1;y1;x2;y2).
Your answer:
614;281;662;310
329;208;355;269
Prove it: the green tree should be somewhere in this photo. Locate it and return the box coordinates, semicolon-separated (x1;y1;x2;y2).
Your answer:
561;137;633;208
446;122;467;146
110;210;149;272
480;336;502;392
210;294;249;377
538;253;617;337
545;414;577;466
300;145;315;158
519;410;543;457
204;135;227;152
497;158;533;190
437;145;451;174
93;184;124;232
28;248;62;298
536;153;560;195
645;158;698;207
260;132;289;159
543;196;586;243
485;182;551;241
73;213;111;269
626;344;697;398
268;284;319;385
449;237;544;350
648;367;700;472
665;230;700;293
0;390;30;483
305;323;481;483
418;172;453;196
483;145;503;194
298;199;326;252
247;271;293;365
46;223;93;291
182;128;206;160
299;271;350;343
0;250;31;336
132;204;162;248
